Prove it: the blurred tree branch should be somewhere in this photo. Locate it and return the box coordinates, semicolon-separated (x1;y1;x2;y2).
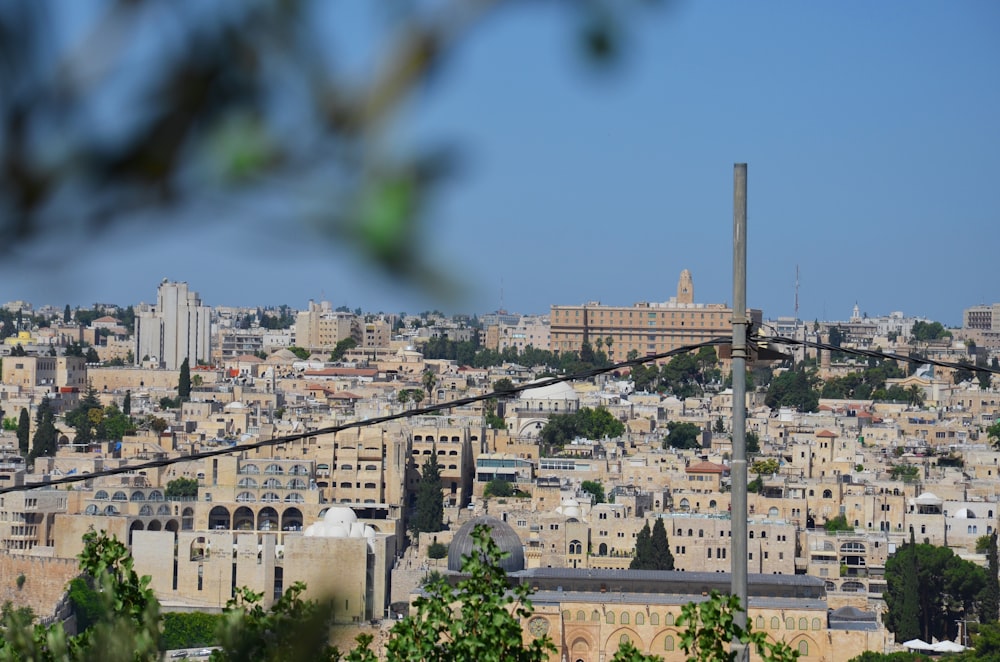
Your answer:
0;0;661;299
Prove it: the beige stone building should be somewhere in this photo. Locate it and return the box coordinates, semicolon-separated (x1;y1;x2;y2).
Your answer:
1;355;87;393
294;302;359;352
550;270;762;364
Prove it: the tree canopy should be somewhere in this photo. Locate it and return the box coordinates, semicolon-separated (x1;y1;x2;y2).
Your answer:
765;368;819;412
411;454;444;534
539;407;625;453
663;421;702;450
885;539;987;643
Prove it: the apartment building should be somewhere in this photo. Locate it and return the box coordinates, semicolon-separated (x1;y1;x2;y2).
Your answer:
294;301;359;351
135;280;212;369
550;270;762;363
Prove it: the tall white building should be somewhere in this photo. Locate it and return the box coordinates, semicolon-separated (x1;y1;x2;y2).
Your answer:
135;280;212;369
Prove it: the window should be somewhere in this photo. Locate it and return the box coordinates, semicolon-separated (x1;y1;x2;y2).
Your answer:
664;636;674;651
798;641;809;656
621;613;629;625
606;612;615;624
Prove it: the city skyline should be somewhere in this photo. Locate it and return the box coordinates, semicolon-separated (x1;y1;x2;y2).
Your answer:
2;2;997;326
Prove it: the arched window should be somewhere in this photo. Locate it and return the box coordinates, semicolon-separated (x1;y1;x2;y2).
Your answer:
798;618;808;630
619;634;630;646
242;464;260;474
263;477;283;490
156;504;170;516
265;464;284;475
635;612;644;625
131;490;146;501
822;489;833;498
665;613;674;626
785;617;794;630
840;541;866;553
606;612;615;624
756;616;764;629
798;641;809;656
237;492;256;502
591;610;600;622
112;491;127;501
290;464;309;475
576;610;585;621
664;636;674;651
95;490;109;500
261;492;280;503
569;540;582;555
148;490;164;501
811;618;821;630
770;617;780;629
621;612;629;625
238;477;258;489
139;505;153;516
709;500;717;509
650;613;659;625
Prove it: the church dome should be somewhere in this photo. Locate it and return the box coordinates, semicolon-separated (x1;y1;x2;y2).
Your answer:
447;516;525;573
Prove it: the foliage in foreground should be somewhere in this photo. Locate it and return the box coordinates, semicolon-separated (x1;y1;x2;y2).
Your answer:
2;527;799;662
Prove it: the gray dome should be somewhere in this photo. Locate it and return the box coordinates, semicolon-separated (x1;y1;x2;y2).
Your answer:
447;516;525;573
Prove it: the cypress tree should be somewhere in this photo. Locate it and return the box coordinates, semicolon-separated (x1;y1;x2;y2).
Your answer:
123;391;131;417
16;408;30;456
630;522;653;570
897;530;922;642
650;518;675;570
984;531;1000;622
29;398;57;463
178;358;191;400
412;454;444;534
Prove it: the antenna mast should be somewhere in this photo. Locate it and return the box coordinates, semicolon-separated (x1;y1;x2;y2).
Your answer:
794;265;800;320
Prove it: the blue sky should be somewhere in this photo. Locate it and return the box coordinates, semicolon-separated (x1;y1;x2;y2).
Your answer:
6;1;999;325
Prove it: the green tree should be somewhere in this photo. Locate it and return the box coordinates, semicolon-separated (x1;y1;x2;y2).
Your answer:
411;454;444;534
885;530;921;644
492;377;515;394
539;407;625;453
675;591;799;662
765;368;819;412
649;518;674;571
178;357;191;400
911;321;951;341
165;477;199;498
987;420;1000;449
350;524;556;662
426;542;448;559
287;346;310;360
983;531;1000;623
483;479;514;499
664;421;702;450
750;458;779;476
160;611;222;650
123;391;131;416
581;480;605;504
29;397;57;463
214;583;339;662
16;407;30;456
713;417;725;434
329;337;358;361
630;522;654;570
746;430;760;454
421;370;438;404
885;538;987;643
63;304;71;324
889;464;920;482
823;514;853;533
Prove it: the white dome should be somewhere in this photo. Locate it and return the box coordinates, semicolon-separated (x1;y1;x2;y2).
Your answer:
519;380;578;401
304;506;376;542
323;506;358;526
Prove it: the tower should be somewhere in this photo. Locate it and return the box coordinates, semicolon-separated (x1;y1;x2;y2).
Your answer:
677;269;694;304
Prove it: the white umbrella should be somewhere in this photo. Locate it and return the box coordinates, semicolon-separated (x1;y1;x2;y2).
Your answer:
931;640;967;653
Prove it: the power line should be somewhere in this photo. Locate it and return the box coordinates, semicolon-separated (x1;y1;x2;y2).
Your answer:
0;337;731;496
763;335;1000;376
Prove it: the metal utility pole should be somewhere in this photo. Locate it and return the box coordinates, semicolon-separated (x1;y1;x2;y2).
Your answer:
731;163;749;660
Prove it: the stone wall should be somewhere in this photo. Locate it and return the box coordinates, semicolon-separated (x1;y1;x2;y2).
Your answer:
0;553;79;618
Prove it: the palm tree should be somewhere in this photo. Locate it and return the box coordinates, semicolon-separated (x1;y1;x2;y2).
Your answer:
421;370;437;404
